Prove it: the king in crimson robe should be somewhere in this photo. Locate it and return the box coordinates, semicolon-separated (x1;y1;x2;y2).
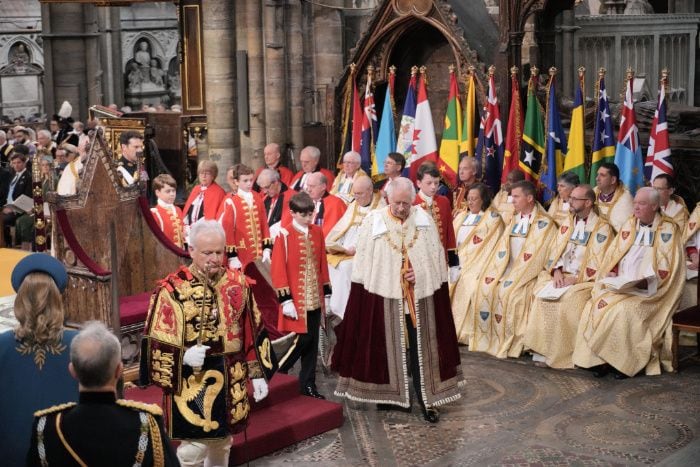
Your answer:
331;206;463;408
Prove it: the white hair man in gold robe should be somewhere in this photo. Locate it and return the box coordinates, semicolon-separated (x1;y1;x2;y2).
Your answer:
325;175;385;319
524;185;614;368
329;151;366;204
573;187;684;378
469;180;557;358
593;162;633;233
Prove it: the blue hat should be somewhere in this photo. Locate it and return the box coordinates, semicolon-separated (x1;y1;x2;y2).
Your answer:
11;253;68;293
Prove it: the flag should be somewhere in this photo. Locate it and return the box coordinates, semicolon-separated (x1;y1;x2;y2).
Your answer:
475;68;504;191
614;72;644;195
407;70;439;180
563;69;586;182
359;71;378;175
438;67;462;187
540;71;568;204
375;68;396;180
520;71;545;182
460;70;479;157
350;74;363;154
644;73;672;181
338;65;356;159
502;67;523;183
589;72;615;184
396;70;418;173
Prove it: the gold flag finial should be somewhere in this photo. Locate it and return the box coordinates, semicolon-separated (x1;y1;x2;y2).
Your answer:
389;65;396;75
530;65;539;77
578;66;586;78
661;68;669;81
448;64;455;73
626;67;635;80
419;65;427;75
598;67;606;78
410;65;419;76
350;63;357;74
510;66;519;76
549;66;557;77
488;65;496;76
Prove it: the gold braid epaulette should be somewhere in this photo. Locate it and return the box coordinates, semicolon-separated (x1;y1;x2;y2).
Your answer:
116;399;163;416
34;402;76;417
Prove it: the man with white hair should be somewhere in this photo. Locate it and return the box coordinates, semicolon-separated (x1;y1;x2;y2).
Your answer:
29;322;178;466
283;172;346;237
140;219;273;466
257;168;295;236
289;145;334;191
332;177;463;423
325;175;385;319
36;129;56;156
573;187;684;378
330;151;366;204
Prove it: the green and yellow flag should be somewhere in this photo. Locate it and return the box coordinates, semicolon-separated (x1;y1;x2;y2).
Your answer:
438;66;462;187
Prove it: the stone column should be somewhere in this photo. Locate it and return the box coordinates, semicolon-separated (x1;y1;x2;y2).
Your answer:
41;3;101;121
245;0;266;169
236;1;251;164
201;0;239;183
96;6;123;107
263;1;287;151
287;0;304;167
559;10;578;98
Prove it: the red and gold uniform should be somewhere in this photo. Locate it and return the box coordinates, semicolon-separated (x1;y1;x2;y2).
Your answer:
289;168;335;192
414;192;459;266
254;164;294;187
182;182;226;224
150;200;185;248
216;191;272;266
271;221;331;391
139;266;273;439
281;193;347;238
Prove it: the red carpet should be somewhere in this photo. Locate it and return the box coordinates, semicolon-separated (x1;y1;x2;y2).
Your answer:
125;373;344;465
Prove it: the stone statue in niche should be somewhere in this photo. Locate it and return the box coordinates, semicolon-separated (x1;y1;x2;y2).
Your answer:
125;39;166;93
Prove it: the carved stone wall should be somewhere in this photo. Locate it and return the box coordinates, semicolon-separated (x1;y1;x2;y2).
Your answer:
0;3;43;121
120;3;180;108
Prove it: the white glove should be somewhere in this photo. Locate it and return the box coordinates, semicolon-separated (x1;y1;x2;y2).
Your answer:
252;378;269;402
261;249;271;264
449;266;461;284
324;296;331;312
282;301;298;319
182;345;210;368
228;256;242;270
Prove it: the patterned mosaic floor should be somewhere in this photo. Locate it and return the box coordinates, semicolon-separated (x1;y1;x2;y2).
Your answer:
251;347;700;466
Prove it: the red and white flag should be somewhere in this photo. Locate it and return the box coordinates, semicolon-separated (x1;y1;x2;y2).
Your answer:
644;78;672;180
407;73;438;180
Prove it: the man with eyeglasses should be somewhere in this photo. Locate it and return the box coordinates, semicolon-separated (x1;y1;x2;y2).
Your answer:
332;177;463;423
525;184;614;369
374;152;405;200
289;145;334;192
329;151;366;204
652;173;688;231
257;168;295;237
283;172;346;238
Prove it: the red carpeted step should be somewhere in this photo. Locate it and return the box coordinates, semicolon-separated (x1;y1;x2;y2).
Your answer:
231;394;343;465
125;373;344;465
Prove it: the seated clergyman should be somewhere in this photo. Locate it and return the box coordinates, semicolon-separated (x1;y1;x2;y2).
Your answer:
573;187;684;378
524;184;614;369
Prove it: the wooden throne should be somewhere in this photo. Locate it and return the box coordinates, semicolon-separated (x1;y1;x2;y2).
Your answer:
48;127;189;379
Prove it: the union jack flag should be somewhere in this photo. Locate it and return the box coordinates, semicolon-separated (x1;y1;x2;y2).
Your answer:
360;76;378;174
644;77;672;181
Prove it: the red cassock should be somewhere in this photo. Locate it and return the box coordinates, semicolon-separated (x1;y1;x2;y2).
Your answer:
182;182;226;222
271;223;331;334
150;204;185;248
281;193;347;238
254;164;294;187
216;191;272;267
289;168;336;192
413;192;457;259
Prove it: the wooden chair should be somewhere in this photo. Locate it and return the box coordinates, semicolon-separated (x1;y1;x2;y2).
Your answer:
672;275;700;371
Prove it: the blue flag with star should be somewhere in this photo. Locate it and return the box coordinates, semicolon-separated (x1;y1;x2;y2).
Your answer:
589;75;616;184
540;75;568;204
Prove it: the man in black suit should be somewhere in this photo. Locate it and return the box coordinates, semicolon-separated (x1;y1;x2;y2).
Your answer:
2;152;33;246
27;322;178;466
